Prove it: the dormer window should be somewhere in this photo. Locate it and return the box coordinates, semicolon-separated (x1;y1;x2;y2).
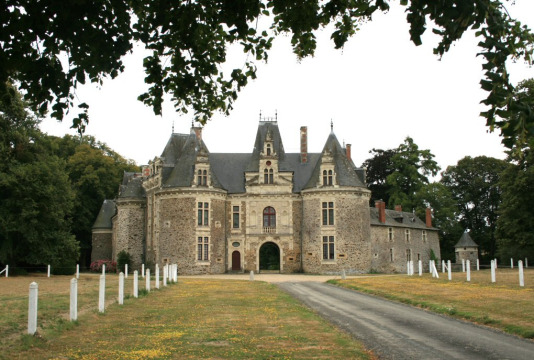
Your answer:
322;169;333;186
197;169;207;186
264;168;273;184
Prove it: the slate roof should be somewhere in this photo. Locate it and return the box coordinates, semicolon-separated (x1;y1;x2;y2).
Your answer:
455;232;478;248
118;172;146;199
369;208;433;230
92;200;116;229
303;132;366;189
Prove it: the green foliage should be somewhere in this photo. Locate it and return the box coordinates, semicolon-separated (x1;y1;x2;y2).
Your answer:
1;2;532;146
0;85;79;267
441;156;507;261
386;137;440;211
496;147;534;261
361;148;396;205
117;250;132;273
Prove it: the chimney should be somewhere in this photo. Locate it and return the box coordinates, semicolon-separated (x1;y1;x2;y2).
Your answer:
426;208;432;227
395;205;402;212
375;200;386;223
346;144;352;162
300;126;308;163
192;126;202;141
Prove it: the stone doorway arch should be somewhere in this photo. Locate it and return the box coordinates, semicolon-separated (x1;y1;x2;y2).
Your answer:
259;242;280;272
231;251;241;271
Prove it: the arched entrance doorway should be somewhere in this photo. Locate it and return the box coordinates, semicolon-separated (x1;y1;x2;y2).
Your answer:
259;242;280;272
231;251;241;271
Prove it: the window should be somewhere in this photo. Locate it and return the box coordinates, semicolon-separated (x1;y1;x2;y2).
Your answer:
390;248;394;262
422;230;427;243
405;229;410;243
232;206;240;229
267;144;271;156
263;207;276;228
264;168;273;184
198;202;209;226
322;202;334;225
197;169;207;186
197;237;209;261
388;227;393;241
323;236;335;260
406;249;411;261
322;170;333;186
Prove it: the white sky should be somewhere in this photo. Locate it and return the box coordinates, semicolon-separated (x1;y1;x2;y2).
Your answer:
40;1;534;172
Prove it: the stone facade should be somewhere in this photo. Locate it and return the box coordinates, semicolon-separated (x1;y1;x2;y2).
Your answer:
92;120;440;274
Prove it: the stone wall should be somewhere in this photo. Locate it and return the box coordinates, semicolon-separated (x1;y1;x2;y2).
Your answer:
370;225;440;273
113;200;145;270
91;230;112;261
301;189;371;274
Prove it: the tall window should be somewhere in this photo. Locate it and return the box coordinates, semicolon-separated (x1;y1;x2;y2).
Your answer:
264;169;273;184
323;236;335;260
388;227;393;241
390;248;394;262
266;144;271;156
198;202;209;226
322;202;334;225
422;230;427;243
405;229;410;243
197;169;207;186
322;170;333;186
406;249;411;261
263;207;276;228
197;237;209;261
232;206;240;229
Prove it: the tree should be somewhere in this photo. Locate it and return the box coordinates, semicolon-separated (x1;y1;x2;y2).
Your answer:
0;86;79;269
386;137;440;211
441;156;507;261
45;135;139;267
1;1;533;146
414;183;463;261
361;148;396;205
496;148;534;261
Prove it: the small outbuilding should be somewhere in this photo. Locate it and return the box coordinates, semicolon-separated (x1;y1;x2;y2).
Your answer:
454;231;478;264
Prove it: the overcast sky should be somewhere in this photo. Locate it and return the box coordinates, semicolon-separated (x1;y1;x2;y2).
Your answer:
40;1;534;172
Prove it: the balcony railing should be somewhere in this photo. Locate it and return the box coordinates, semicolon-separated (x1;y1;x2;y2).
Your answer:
262;226;276;234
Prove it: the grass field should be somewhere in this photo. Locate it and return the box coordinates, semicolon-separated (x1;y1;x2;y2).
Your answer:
330;268;534;339
0;274;370;359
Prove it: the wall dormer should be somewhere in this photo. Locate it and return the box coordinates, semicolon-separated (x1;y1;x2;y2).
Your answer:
318;148;336;187
193;147;211;187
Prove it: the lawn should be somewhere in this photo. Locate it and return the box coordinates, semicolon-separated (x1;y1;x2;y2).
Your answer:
0;274;370;359
330;268;534;338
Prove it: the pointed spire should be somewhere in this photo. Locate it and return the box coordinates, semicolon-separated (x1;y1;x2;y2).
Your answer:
330;119;334;133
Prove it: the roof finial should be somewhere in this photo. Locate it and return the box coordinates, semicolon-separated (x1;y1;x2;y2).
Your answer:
330;119;333;133
191;119;194;128
275;109;278;121
259;110;262;121
172;120;175;134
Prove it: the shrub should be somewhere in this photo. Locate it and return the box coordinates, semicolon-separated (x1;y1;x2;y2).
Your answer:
90;260;117;273
51;259;76;275
117;251;132;274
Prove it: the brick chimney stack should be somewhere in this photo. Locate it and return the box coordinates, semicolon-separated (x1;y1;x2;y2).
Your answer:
395;205;402;212
375;200;386;223
300;126;308;163
346;144;352;162
426;208;432;227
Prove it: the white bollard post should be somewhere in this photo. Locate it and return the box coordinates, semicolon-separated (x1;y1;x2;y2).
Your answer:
146;268;151;292
250;270;254;281
519;260;525;287
418;260;422;276
142;264;145;278
155;264;160;289
466;260;471;282
429;260;432;274
163;265;167;287
462;259;465;273
125;264;128;278
47;264;51;278
70;278;78;321
410;261;414;276
511;258;514;269
476;259;480;271
406;261;410;275
118;272;124;305
5;265;8;277
28;282;38;335
102;264;106;276
76;264;79;279
442;260;445;273
432;260;439;278
98;275;105;313
133;270;138;298
447;260;452;281
173;264;178;283
491;260;496;283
